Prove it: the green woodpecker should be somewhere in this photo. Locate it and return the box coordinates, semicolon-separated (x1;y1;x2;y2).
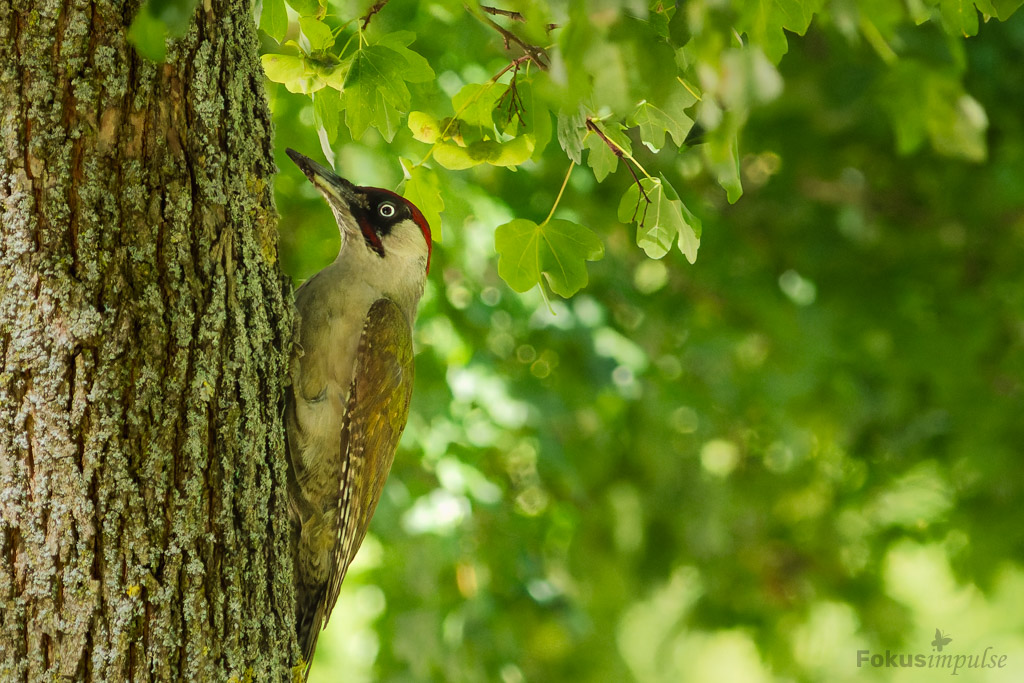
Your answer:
284;149;431;676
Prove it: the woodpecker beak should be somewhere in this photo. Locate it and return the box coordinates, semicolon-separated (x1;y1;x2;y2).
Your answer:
286;148;365;216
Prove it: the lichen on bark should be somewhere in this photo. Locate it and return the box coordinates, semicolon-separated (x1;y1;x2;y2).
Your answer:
0;0;298;679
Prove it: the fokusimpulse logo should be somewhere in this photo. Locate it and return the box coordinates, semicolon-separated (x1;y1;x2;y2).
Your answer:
856;629;1009;676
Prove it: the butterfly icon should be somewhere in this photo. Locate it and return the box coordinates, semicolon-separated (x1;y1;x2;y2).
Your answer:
931;628;953;652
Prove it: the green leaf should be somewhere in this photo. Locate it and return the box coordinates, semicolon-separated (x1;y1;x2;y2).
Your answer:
932;93;988;162
496;80;552;161
342;45;412;139
316;126;335;168
431;136;535;171
617;177;701;263
376;31;435;83
127;7;167;62
317;57;350;91
940;0;980;35
736;0;824;63
879;61;988;161
557;108;586;165
629;101;694;153
259;0;287;43
521;82;553;160
587;41;632;115
373;91;403;142
617;179;671;257
990;0;1024;18
610;15;678;114
261;54;305;83
433;143;480;170
344;86;403;142
585;135;617;182
531;108;553;161
408;111;442;143
667;4;691;45
312;88;341;143
704;125;743;203
452;83;503;130
284;0;323;18
337;37;431;140
584;122;631;182
299;17;334;51
495;218;604;298
557;8;598;106
842;0;905;40
261;54;325;94
401;161;444;242
491;135;535;167
648;4;670;38
660;175;702;263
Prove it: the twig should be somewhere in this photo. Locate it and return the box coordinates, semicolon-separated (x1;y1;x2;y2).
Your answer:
585;119;623;159
467;4;548;69
361;0;388;30
492;54;532;81
586;118;651;224
480;5;524;22
497;60;527;127
481;5;560;31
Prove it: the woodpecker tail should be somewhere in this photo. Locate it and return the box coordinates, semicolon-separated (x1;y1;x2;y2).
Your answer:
296;584;327;680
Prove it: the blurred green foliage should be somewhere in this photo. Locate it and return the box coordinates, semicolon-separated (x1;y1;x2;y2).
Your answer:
256;1;1024;680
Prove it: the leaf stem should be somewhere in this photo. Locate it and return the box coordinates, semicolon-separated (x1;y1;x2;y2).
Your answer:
541;161;575;226
333;17;357;37
860;17;898;65
338;31;358;58
677;76;701;102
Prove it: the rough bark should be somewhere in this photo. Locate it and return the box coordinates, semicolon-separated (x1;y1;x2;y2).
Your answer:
0;0;297;679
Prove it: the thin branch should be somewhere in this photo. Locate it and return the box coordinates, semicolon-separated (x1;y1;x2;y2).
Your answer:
585;117;654;179
492;54;533;81
632;172;651;225
497;60;527;127
585;118;624;159
467;4;549;69
586;118;651;224
360;0;388;30
481;5;560;31
480;5;525;22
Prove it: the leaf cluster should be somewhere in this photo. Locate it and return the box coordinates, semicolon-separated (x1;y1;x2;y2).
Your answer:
246;0;1018;300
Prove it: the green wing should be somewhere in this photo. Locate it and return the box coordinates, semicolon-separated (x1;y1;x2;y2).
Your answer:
324;297;414;622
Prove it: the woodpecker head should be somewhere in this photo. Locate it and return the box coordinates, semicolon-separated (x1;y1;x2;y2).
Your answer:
286;148;433;280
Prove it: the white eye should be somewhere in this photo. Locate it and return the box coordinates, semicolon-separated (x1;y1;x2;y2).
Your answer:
379;202;396;218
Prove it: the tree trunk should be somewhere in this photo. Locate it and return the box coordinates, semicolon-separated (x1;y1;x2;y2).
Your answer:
0;0;297;679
